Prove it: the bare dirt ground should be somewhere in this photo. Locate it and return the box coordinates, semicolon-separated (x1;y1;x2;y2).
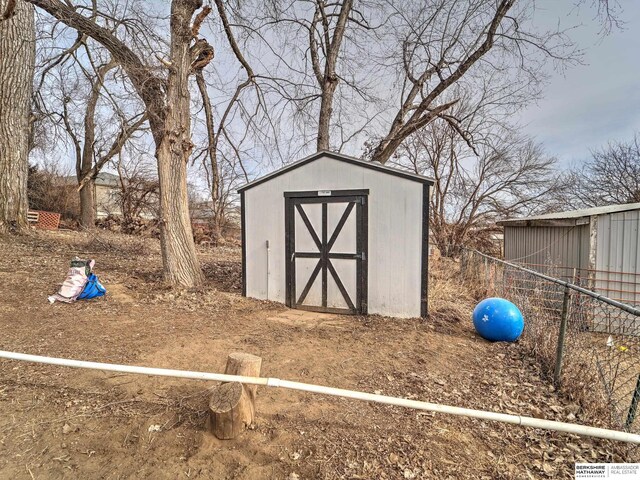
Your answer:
0;230;635;479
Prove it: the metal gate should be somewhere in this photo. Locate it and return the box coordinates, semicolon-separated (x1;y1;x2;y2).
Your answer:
285;190;368;314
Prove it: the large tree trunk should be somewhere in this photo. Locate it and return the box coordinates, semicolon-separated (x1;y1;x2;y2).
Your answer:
77;61;115;230
316;79;337;151
79;181;95;228
0;0;35;233
312;0;352;152
156;138;203;286
78;111;96;229
195;70;221;246
154;0;204;287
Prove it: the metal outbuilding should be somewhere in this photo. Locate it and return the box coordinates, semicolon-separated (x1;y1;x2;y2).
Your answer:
238;151;434;318
498;203;640;307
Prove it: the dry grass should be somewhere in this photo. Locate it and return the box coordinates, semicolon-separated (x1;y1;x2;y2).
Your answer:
427;257;475;328
460;251;640;452
0;232;637;478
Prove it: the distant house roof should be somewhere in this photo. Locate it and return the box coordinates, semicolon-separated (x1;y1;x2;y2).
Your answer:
237;150;434;193
498;202;640;227
61;172;120;187
94;172;120;187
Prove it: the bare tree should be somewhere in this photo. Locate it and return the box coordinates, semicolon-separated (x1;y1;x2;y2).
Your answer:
395;115;565;257
209;155;243;238
27;159;78;219
0;0;35;233
74;59;117;228
24;0;215;286
381;0;628;167
237;1;579;163
191;0;257;245
580;0;624;35
114;151;159;228
308;0;354;150
234;0;382;157
32;13;150;228
366;0;581;164
567;133;640;208
46;50;148;228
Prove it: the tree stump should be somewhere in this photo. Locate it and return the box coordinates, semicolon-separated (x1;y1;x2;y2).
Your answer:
224;352;262;400
209;382;252;439
209;352;262;439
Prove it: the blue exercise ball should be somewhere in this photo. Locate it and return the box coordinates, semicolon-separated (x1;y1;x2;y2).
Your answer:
472;297;524;342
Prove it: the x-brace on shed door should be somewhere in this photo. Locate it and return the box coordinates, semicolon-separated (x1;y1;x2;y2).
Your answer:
285;190;368;314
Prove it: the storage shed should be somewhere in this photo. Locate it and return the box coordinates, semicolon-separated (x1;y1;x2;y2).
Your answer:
238;151;434;318
498;203;640;307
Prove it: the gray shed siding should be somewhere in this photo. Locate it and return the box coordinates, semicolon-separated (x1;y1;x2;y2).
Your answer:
503;225;590;276
242;155;426;318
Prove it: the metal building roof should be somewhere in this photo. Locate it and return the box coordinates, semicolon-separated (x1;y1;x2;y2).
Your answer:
237;150;434;193
498;202;640;227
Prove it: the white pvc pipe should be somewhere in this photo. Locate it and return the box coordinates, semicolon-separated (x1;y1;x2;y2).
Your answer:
0;350;268;385
1;350;639;444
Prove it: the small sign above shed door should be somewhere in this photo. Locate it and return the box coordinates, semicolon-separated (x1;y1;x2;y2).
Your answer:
285;191;368;315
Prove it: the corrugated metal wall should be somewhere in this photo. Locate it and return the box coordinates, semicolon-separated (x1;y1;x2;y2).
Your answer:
595;209;640;308
503;225;590;277
504;211;640;334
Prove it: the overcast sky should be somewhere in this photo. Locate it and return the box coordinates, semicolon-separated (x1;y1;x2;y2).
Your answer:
518;0;640;168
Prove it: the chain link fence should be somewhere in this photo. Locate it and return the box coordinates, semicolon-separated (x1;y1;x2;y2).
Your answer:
460;249;640;442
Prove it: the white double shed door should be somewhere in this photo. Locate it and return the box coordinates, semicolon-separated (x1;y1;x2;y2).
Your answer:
285;190;368;314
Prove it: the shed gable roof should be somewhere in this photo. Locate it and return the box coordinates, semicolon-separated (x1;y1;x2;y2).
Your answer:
237;150;434;193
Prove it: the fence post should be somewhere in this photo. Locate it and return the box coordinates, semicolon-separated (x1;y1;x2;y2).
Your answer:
484;257;489;287
461;250;467;278
625;374;640;430
554;284;571;386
